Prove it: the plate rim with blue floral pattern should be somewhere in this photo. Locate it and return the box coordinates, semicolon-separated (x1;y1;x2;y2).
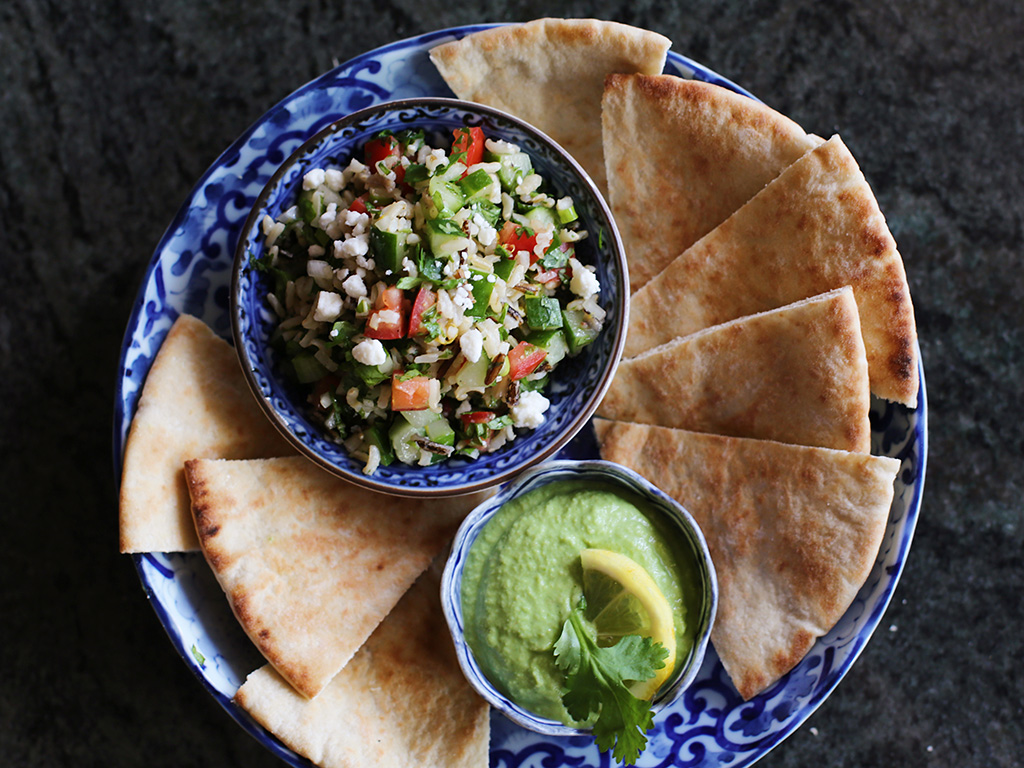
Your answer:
113;22;928;768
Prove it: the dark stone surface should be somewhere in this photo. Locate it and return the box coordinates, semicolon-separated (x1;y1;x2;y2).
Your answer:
1;1;1021;766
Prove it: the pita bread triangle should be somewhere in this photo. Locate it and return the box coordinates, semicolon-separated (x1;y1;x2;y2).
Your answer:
119;313;293;554
598;287;872;453
184;455;488;699
429;19;671;193
602;74;822;291
626;134;919;407
592;418;900;701
234;563;490;768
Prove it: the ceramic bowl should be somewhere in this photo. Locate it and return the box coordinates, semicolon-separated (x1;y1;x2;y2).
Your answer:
231;97;628;498
440;459;719;736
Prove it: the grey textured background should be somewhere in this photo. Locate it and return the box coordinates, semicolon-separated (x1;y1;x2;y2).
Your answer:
1;1;1021;766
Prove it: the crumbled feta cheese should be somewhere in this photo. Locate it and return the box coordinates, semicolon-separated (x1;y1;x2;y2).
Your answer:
312;291;344;322
453;283;475;311
318;202;338;231
569;257;600;300
511;390;550;429
324;168;344;191
341;273;367;299
344;209;369;232
474;214;497;247
460;328;484;363
307;244;325;258
303;168;326;190
337;232;369;259
351;338;387;366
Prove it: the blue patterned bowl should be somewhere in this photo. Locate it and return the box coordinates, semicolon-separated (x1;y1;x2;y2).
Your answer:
231;97;628;497
440;459;719;737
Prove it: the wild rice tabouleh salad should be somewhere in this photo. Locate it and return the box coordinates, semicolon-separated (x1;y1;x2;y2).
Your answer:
253;126;605;474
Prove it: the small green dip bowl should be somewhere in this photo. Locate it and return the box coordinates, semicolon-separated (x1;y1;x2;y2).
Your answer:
440;459;718;737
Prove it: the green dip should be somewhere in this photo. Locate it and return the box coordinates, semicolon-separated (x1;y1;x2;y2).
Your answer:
460;478;703;724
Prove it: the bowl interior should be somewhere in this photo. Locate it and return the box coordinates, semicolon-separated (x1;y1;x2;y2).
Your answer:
440;459;718;736
232;98;627;496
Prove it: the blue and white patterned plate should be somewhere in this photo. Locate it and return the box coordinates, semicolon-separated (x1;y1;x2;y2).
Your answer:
113;23;927;768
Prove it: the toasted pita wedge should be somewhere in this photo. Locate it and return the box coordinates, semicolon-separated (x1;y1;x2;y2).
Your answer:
430;19;671;192
626;134;919;406
234;564;489;768
118;314;293;553
602;74;822;291
593;418;899;700
598;287;871;453
185;456;487;699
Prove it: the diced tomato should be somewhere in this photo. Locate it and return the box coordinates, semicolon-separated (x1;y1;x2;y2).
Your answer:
459;410;494;426
498;221;539;262
507;341;547;381
365;285;408;340
347;196;367;214
452;126;485;169
391;375;432;411
365;134;401;167
407;285;437;337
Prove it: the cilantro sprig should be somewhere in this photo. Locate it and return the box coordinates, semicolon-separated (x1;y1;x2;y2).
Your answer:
553;599;668;766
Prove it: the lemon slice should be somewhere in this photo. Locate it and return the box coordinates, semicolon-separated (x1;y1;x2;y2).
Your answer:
580;548;677;700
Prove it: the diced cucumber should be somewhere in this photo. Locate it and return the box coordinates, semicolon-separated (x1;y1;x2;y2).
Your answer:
562;308;600;354
389;418;422;465
527;328;569;366
446;351;491;396
402;409;442;428
369;227;408;274
491;151;532;192
458;168;495;202
426;418;455;446
524;296;563;331
424;218;469;257
524;204;558;232
428;176;465;217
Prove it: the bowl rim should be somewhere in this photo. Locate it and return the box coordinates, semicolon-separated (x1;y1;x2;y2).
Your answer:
440;458;719;736
230;96;629;498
